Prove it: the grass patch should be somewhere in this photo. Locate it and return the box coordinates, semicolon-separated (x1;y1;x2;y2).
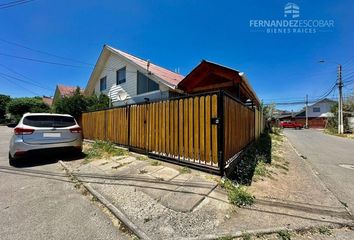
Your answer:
277;230;291;240
254;161;269;177
220;179;254;207
136;155;148;161
150;160;161;166
179;166;192;174
84;140;127;160
318;226;332;235
217;235;233;240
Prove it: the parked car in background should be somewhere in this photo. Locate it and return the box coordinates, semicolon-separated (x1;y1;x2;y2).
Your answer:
9;113;82;165
279;120;304;129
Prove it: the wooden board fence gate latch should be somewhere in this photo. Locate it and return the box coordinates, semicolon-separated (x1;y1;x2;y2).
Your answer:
211;117;220;125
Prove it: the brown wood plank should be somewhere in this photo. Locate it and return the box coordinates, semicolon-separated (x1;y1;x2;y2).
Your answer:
166;101;170;156
205;96;211;163
178;100;183;157
162;101;166;154
194;97;199;161
188;98;193;160
199;96;205;162
183;99;188;159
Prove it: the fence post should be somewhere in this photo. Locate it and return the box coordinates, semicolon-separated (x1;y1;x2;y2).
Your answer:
217;90;225;176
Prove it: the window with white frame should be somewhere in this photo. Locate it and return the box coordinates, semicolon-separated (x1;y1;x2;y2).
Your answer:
137;71;159;94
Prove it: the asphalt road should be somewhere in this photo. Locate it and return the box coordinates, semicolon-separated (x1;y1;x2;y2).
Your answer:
0;126;127;240
284;129;354;216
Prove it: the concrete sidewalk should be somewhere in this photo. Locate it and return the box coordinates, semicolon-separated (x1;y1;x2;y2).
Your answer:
63;141;353;239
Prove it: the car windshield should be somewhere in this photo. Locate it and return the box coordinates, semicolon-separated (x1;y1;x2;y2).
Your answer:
23;115;76;128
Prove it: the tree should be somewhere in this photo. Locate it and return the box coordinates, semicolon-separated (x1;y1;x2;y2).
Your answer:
7;97;50;122
54;87;110;119
54;88;88;119
0;94;11;120
327;94;354;133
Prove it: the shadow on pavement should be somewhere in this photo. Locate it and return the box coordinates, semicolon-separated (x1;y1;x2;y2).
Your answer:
11;150;86;168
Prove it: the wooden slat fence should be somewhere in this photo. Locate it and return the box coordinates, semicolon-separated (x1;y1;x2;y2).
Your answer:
81;91;265;175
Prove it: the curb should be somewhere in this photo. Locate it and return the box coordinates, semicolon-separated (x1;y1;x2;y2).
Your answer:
176;223;354;240
59;160;152;240
59;161;353;240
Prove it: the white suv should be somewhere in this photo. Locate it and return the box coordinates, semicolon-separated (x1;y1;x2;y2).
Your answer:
9;113;83;165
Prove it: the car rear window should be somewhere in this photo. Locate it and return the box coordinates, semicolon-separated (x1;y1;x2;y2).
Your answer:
23;116;76;128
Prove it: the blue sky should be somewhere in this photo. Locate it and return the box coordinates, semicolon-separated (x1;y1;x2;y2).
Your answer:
0;0;353;111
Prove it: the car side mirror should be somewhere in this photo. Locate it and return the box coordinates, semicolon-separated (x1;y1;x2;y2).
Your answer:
7;123;17;128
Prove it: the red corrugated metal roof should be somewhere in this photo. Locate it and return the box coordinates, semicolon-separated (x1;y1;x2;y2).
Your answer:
42;96;53;106
57;85;84;97
107;46;184;87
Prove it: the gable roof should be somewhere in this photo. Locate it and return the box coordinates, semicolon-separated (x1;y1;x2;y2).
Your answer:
295;98;336;117
177;60;260;106
84;45;184;95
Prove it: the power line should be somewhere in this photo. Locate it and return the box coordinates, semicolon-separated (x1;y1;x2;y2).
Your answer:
0;0;34;9
0;75;41;95
0;63;53;90
0;71;53;91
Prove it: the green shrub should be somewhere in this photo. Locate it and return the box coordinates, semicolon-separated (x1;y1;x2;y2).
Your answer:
318;226;332;235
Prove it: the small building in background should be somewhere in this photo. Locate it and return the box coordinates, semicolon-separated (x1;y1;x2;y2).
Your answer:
294;98;336;128
42;96;53;107
52;84;84;106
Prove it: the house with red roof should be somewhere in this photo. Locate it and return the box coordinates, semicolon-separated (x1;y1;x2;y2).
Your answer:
53;84;84;106
84;45;184;106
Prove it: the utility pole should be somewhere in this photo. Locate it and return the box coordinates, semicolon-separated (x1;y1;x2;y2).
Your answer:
305;94;308;128
338;64;344;134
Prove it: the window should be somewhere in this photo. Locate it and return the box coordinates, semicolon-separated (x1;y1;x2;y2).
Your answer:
116;67;126;85
313;107;320;112
23;116;76;128
137;71;159;94
100;76;107;91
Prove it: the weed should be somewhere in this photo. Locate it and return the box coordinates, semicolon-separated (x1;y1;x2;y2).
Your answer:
150;160;161;166
139;169;148;174
221;179;254;207
179;166;192;174
217;235;233;240
318;226;332;235
111;162;130;169
156;177;164;181
241;233;251;240
91;196;98;202
277;230;291;240
137;156;148;161
84;140;127;160
254;161;269;177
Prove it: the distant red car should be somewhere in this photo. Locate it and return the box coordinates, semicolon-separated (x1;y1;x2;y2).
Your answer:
279;121;303;129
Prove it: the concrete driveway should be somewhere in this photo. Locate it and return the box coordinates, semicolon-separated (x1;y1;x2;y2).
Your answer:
0;126;127;240
284;129;354;216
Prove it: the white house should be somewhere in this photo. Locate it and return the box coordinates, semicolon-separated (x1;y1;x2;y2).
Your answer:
296;98;335;118
294;98;336;128
84;45;184;106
